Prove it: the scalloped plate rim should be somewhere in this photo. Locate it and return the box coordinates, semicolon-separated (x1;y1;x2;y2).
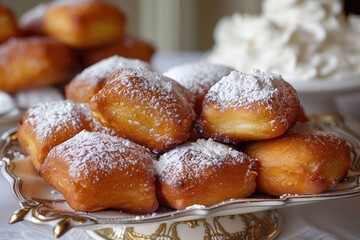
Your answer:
1;116;360;232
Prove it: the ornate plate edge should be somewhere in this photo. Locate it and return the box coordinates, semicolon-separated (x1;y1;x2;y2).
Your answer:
1;115;360;237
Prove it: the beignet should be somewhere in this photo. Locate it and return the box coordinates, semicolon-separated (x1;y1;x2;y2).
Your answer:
0;37;79;93
40;130;158;213
156;138;258;210
90;68;196;152
242;122;351;196
43;0;126;48
196;69;300;143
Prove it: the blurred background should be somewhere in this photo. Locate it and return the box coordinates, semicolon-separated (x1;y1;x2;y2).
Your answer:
1;0;262;51
1;0;359;52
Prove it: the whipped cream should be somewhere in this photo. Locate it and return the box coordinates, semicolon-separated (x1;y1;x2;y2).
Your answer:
208;0;360;82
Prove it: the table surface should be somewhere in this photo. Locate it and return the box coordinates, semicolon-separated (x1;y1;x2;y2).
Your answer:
1;52;360;240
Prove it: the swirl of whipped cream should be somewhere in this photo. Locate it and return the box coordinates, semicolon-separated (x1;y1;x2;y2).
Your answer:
263;0;345;28
208;0;360;82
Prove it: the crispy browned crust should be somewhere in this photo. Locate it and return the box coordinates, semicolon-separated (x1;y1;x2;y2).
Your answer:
242;125;351;196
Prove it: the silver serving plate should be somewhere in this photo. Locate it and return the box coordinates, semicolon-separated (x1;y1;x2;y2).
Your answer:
1;115;360;238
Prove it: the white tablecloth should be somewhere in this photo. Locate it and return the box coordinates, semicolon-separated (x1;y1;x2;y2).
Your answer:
1;52;360;239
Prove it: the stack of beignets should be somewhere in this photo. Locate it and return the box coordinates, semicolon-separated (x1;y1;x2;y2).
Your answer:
17;62;352;214
0;0;155;94
0;37;80;93
17;0;155;64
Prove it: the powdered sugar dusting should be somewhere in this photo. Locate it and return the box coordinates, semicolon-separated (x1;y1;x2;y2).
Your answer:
111;68;173;93
103;68;195;125
80;56;153;79
24;100;115;140
164;61;233;95
71;55;153;90
25;100;86;141
207;69;278;110
156;138;249;186
206;69;299;128
48;130;155;181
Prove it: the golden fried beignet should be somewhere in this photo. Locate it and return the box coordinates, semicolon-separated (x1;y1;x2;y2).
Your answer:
40;130;158;213
82;36;155;66
18;100;88;171
242;122;351;196
66;55;153;103
43;0;126;48
156;138;258;210
196;69;300;143
164;61;234;115
0;37;80;93
90;68;196;153
18;100;113;171
0;4;19;43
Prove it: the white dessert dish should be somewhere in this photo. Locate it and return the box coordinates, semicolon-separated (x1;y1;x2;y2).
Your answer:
290;76;360;114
